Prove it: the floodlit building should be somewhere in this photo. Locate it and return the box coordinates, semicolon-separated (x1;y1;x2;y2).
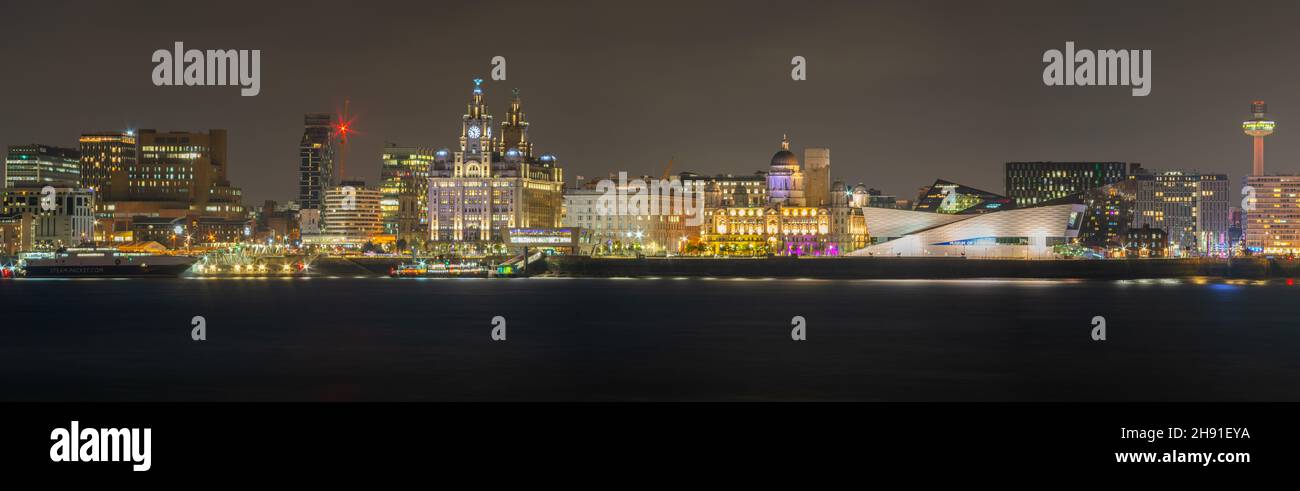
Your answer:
1244;174;1300;255
850;204;1085;258
427;81;564;254
322;180;383;244
380;145;433;245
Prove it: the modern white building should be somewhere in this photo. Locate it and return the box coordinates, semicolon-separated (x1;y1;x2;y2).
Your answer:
321;181;383;243
1244;174;1300;255
850;204;1085;259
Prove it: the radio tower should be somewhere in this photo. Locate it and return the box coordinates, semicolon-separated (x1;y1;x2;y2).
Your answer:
1243;100;1276;176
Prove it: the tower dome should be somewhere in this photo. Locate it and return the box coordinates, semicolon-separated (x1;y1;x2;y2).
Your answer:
770;135;799;168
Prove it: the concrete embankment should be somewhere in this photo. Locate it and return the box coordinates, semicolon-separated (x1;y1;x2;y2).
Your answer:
546;256;1300;280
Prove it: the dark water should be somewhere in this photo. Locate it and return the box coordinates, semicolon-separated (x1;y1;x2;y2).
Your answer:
1;276;1298;401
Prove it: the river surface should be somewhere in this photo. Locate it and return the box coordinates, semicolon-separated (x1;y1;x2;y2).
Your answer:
1;276;1296;401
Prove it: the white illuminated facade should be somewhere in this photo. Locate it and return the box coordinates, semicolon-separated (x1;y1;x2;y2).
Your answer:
850;204;1085;258
1245;175;1300;254
427;81;563;252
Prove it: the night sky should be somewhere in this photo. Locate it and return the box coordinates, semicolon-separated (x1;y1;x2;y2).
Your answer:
3;0;1298;204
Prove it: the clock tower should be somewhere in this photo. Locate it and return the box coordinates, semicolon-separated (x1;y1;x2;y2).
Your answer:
498;88;533;159
455;78;495;178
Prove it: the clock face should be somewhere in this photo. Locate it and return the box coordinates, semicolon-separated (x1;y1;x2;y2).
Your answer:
485;126;492;139
467;124;481;139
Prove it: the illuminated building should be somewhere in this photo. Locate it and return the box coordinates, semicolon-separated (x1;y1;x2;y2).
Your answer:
692;139;862;256
913;180;1013;214
0;212;35;254
1005;161;1141;207
1242;100;1275;176
78;131;136;201
701;206;834;256
380;145;433;246
1132;171;1229;256
828;184;869;253
680;172;768;208
132;129;240;211
427;80;563;254
767;135;806;206
88;129;247;241
804;147;831;206
562;175;698;256
1244;175;1300;255
850;204;1085;258
1124;224;1167;258
0;184;96;249
299;113;336;214
5;144;80;188
322;180;383;244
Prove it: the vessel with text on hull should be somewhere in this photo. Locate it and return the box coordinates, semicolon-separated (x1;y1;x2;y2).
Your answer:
20;250;196;278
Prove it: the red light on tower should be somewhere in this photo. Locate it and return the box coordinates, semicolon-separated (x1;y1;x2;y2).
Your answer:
334;99;359;179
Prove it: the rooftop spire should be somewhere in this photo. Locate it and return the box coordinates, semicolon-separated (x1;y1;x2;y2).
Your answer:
781;134;790;151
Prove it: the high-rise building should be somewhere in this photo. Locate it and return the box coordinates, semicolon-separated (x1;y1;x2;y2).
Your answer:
78;131;137;201
299;113;336;212
380;145;433;245
803;147;830;206
133;129;239;212
427;79;564;253
323;180;383;241
1005;161;1141;207
5;144;81;188
1132;170;1229;256
1244;175;1300;255
767;135;806;206
1242;100;1275;176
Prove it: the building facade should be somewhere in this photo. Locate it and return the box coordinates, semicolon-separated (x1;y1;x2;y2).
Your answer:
1244;175;1300;255
803;147;831;206
1132;171;1229;256
5;144;81;188
767;136;806;206
299;113;336;214
0;185;96;249
562;176;699;256
850;204;1085;259
380;145;433;245
1005;161;1141;207
323;181;384;243
79;131;136;201
427;80;563;254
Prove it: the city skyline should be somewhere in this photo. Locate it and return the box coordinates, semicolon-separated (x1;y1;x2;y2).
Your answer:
2;1;1299;205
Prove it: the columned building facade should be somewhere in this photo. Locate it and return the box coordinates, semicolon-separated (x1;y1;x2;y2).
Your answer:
427;80;563;254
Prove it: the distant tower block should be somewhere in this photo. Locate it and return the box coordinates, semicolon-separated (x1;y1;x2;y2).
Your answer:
804;148;831;206
1243;100;1276;176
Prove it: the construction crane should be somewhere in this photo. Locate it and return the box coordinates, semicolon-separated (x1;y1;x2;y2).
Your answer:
661;157;675;181
335;99;355;180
